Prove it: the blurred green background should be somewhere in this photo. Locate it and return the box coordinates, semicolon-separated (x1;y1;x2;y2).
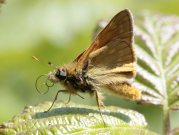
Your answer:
1;0;179;134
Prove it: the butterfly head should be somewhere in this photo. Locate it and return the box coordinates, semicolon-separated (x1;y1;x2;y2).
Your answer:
48;67;67;82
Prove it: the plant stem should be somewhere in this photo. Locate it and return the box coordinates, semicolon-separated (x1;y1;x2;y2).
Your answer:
163;106;170;135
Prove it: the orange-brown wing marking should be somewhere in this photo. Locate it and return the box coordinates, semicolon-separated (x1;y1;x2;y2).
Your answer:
75;9;134;69
108;83;141;100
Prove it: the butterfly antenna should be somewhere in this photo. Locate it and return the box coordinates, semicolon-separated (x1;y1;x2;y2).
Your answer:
32;55;54;68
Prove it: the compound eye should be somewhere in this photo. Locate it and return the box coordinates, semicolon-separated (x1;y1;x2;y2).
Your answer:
55;69;67;80
60;69;66;77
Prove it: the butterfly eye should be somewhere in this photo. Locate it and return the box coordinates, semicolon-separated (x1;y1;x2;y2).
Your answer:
55;69;67;80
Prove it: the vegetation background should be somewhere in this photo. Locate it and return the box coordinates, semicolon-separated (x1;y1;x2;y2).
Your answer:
0;0;179;134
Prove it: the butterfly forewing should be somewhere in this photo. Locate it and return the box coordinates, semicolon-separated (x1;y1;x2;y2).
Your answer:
75;9;135;73
89;40;135;69
93;9;133;50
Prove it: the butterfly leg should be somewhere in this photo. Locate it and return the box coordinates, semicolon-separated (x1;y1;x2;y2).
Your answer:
65;92;72;105
94;90;106;126
45;90;67;112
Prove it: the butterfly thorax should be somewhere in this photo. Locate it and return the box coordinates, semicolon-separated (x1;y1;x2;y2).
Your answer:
65;70;94;93
48;64;94;94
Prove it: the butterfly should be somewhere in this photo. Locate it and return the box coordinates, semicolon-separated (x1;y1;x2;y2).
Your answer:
36;9;141;115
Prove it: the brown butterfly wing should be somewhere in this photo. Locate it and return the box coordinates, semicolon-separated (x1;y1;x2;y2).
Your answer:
89;39;135;69
74;9;135;71
91;9;133;52
73;9;139;101
80;9;135;87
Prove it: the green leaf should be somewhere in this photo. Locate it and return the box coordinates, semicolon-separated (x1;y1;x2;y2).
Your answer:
0;102;157;135
133;12;179;108
132;12;179;134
